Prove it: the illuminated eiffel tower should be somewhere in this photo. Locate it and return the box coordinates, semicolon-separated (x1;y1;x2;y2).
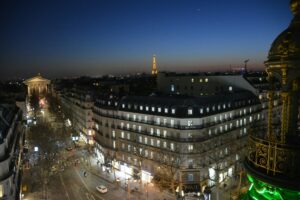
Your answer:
151;54;158;75
243;0;300;199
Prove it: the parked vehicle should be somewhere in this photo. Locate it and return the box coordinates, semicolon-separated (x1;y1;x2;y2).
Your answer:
96;185;108;193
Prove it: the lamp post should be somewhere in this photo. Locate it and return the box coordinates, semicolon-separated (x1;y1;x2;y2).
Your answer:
127;178;131;200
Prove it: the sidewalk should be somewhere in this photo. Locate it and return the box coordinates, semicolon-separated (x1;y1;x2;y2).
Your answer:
83;154;176;200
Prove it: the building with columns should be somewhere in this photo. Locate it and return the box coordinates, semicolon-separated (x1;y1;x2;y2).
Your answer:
23;74;50;97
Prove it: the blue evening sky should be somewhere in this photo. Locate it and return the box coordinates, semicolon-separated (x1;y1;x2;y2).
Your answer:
0;0;292;79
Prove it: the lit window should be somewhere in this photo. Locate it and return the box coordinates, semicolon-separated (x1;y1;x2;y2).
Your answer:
170;119;175;127
164;108;168;113
158;107;162;112
163;141;167;148
112;130;115;138
229;86;233;91
199;78;203;83
121;131;124;138
150;128;154;134
133;114;136;120
144;116;148;122
157;140;160;147
188;144;194;151
151;139;154;146
113;141;116;149
146;106;149;111
138;126;142;132
163;118;167;125
156;118;160;124
171;108;176;114
187;120;193;126
200;108;203;114
95;124;99;130
205;78;208;82
151;107;155;112
170;143;174;151
156;129;160;136
188;108;193;115
191;78;194;83
206;107;210;112
127;133;130;140
140;105;143;110
144;137;148;144
188;174;194;181
122;104;125;108
171;84;175;92
163;130;167;137
139;136;142;143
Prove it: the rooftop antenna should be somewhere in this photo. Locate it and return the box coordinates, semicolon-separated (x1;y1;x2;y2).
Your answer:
244;59;249;74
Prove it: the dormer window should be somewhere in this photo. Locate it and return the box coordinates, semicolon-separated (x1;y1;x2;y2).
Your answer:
151;107;155;112
171;108;176;114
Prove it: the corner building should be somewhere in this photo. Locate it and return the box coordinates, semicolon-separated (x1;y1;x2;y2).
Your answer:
92;74;278;196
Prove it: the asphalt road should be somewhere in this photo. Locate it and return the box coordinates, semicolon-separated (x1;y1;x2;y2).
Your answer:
23;103;139;200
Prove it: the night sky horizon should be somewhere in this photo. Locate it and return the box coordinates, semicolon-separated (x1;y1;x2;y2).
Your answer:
0;0;292;80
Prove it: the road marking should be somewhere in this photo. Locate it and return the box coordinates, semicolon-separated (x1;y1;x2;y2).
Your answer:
59;173;71;200
75;168;105;200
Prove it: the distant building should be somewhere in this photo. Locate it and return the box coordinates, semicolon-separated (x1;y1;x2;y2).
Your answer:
0;104;24;199
23;73;50;97
157;72;257;96
151;55;158;76
60;89;94;145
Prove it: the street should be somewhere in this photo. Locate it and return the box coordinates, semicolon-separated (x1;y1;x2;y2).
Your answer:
21;98;174;200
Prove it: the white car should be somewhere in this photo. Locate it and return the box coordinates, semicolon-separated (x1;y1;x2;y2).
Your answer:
96;185;108;193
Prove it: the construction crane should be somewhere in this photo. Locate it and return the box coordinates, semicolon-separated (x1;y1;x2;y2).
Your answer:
244;59;249;74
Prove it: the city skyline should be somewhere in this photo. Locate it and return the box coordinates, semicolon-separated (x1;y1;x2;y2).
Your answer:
0;0;292;80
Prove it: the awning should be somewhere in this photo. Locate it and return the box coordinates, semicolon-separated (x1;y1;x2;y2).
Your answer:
183;184;201;193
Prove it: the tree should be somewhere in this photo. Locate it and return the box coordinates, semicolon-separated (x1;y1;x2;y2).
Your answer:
29;90;40;113
152;151;180;193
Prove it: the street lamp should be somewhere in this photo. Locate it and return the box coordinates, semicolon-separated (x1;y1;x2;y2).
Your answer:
203;187;212;200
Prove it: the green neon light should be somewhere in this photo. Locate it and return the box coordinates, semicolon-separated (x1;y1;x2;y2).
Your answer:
241;175;300;200
249;183;254;191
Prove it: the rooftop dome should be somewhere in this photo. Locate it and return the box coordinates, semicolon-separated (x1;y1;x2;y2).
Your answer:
267;0;300;64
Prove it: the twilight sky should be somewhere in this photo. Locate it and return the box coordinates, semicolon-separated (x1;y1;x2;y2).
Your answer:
0;0;292;79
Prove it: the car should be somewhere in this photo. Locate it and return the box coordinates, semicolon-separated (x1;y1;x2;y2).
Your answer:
65;147;73;151
96;185;108;193
51;165;58;172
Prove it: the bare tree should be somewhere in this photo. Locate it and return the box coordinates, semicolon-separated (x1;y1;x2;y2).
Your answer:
152;151;180;193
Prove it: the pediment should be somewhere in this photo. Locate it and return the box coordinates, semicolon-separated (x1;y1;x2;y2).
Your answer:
24;75;50;84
